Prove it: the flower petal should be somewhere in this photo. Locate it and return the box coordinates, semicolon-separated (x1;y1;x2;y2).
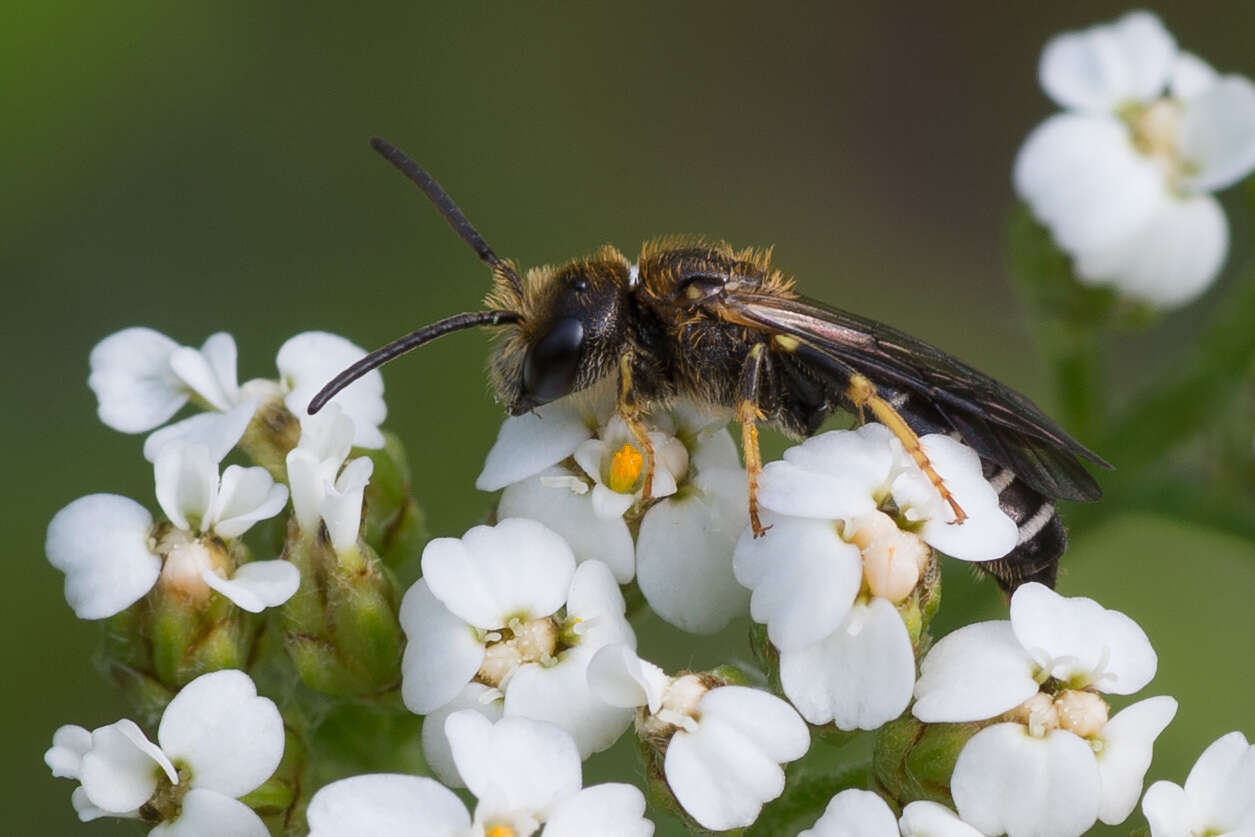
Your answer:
1095;696;1178;825
699;686;809;765
505;646;635;759
169;332;239;411
1038;11;1176;112
899;800;986;837
446;711;582;818
157;670;284;798
419;683;504;788
399;580;485;715
1141;780;1193;837
499;470;635;583
893;435;1018;562
150;789;269;837
590;482;635;519
153;442;219;532
88;327;185;433
636;467;749;634
758;425;892;520
421;518;576;630
1072;193;1227;308
1014;113;1165;257
1182;731;1255;833
45;725;93;779
780;598;915;731
587;644;669;713
208;465;288;538
143;401;256;464
477;399;596;491
201;560;300;613
733;515;864;651
80;720;174;814
952;725;1101;837
71;786;120;822
1180;75;1255;192
544;783;654;837
1170;52;1218;101
664;711;789;831
307;774;471;837
798;788;897;837
296;402;355;464
278;332;386;449
322;455;373;551
1009;582;1156;694
913;621;1039;723
46;494;160;620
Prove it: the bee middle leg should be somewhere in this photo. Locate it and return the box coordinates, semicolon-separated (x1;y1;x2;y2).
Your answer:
845;373;968;523
738;343;771;538
617;350;657;499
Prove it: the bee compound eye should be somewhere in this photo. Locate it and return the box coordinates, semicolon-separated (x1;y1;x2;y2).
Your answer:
522;316;585;404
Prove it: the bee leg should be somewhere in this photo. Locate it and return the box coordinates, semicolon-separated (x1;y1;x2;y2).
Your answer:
618;351;657;499
845;373;969;524
738;343;771;538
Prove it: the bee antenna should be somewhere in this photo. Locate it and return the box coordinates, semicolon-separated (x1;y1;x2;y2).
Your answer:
307;310;521;415
370;137;523;293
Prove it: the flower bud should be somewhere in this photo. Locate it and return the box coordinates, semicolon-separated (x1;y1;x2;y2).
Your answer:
280;521;403;696
238;389;300;479
874;715;981;808
1053;689;1109;739
360;432;428;570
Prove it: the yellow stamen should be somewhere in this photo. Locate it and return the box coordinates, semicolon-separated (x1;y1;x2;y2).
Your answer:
608;443;644;494
486;827;516;837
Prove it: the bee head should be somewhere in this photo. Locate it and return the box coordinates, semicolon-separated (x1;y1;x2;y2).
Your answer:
486;246;632;414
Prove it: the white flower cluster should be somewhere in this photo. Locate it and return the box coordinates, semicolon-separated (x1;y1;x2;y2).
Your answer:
1015;10;1255;307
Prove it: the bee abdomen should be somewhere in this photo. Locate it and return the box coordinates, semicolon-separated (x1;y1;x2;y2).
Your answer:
976;462;1066;592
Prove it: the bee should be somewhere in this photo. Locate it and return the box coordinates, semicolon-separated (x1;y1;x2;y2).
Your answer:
310;138;1110;592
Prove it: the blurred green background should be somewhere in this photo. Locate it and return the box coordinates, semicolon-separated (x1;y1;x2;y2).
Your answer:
5;2;1253;834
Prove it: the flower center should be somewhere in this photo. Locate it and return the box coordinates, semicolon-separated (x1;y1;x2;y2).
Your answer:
641;673;709;740
1007;689;1109;741
844;511;928;603
607;443;644;493
485;827;516;837
476;617;560;688
139;763;191;825
155;529;231;603
1126;98;1193;190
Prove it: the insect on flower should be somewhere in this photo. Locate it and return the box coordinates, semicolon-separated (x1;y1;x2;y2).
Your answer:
309;138;1111;591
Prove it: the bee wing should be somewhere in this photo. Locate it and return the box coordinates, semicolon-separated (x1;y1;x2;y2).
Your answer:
714;291;1109;502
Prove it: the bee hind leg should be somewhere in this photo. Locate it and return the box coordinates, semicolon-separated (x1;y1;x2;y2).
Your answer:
845;373;968;524
738;344;771;538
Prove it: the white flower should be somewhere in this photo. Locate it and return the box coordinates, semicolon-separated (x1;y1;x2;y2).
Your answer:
914;583;1176;837
799;792;984;837
732;424;1012;731
46;437;294;619
587;644;809;831
399;519;635;763
44;670;283;834
88;327;387;457
307;712;653;837
1014;11;1255;307
479;391;749;634
1142;731;1255;837
285;404;374;552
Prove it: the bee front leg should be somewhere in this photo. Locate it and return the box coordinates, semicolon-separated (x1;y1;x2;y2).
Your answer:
738;343;771;538
617;351;657;499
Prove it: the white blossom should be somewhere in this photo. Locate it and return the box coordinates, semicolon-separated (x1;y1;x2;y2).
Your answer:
307;712;653;837
399;519;634;765
478;391;749;634
46;434;294;619
798;791;984;837
914;583;1176;837
285;404;374;552
88;327;387;457
587;643;809;831
732;424;1012;730
1014;11;1255;307
1142;731;1255;837
44;670;283;834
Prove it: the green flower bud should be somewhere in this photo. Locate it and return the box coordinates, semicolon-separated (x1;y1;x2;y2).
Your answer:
873;714;980;808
